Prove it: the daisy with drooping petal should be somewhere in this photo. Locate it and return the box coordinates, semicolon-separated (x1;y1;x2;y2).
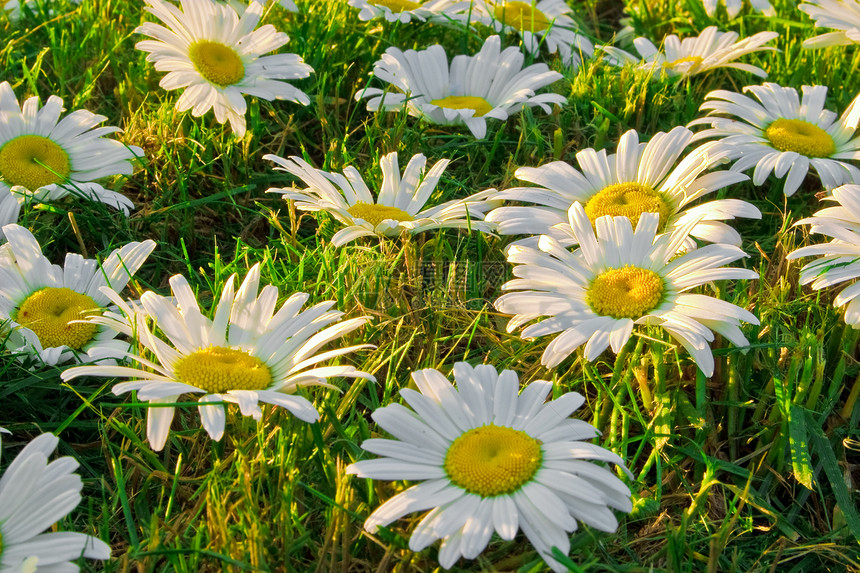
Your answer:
486;126;759;249
356;35;566;139
62;264;375;451
265;151;497;246
347;362;632;573
348;0;466;23
494;203;759;375
0;224;155;366
701;0;775;18
0;81;140;216
689;83;860;197
799;0;860;48
787;184;860;327
135;0;313;137
601;26;778;79
470;0;595;67
0;432;111;572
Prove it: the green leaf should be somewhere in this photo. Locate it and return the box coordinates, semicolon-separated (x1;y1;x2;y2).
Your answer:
806;410;860;542
788;404;814;489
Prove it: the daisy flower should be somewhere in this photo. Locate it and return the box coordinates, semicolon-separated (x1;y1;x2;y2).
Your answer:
701;0;775;18
0;432;110;572
355;35;565;139
0;81;139;216
0;224;155;366
494;203;759;375
347;362;632;573
688;83;860;197
348;0;466;23
787;184;860;326
62;264;375;451
601;26;778;79
486;127;759;249
470;0;594;67
135;0;313;137
799;0;860;48
265;151;497;246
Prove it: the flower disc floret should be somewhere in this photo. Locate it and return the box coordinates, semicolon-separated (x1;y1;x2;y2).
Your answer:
188;41;246;87
444;424;542;496
14;287;100;350
584;182;671;229
430;95;493;116
493;1;551;31
587;266;665;319
0;135;71;190
765;118;836;158
346;202;414;226
174;346;272;394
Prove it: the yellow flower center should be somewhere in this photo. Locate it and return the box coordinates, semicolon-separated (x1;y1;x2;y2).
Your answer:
0;135;71;190
663;56;704;73
587;265;664;319
493;1;551;32
429;95;494;117
584;182;671;229
14;287;100;350
346;202;414;227
188;41;245;88
174;346;272;394
444;425;542;497
765;118;836;158
370;0;421;11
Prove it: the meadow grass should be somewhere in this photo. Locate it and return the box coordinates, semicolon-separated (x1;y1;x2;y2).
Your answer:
1;0;860;571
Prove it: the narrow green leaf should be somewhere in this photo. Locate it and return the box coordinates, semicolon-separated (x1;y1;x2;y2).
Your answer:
788;404;813;489
806;411;860;542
